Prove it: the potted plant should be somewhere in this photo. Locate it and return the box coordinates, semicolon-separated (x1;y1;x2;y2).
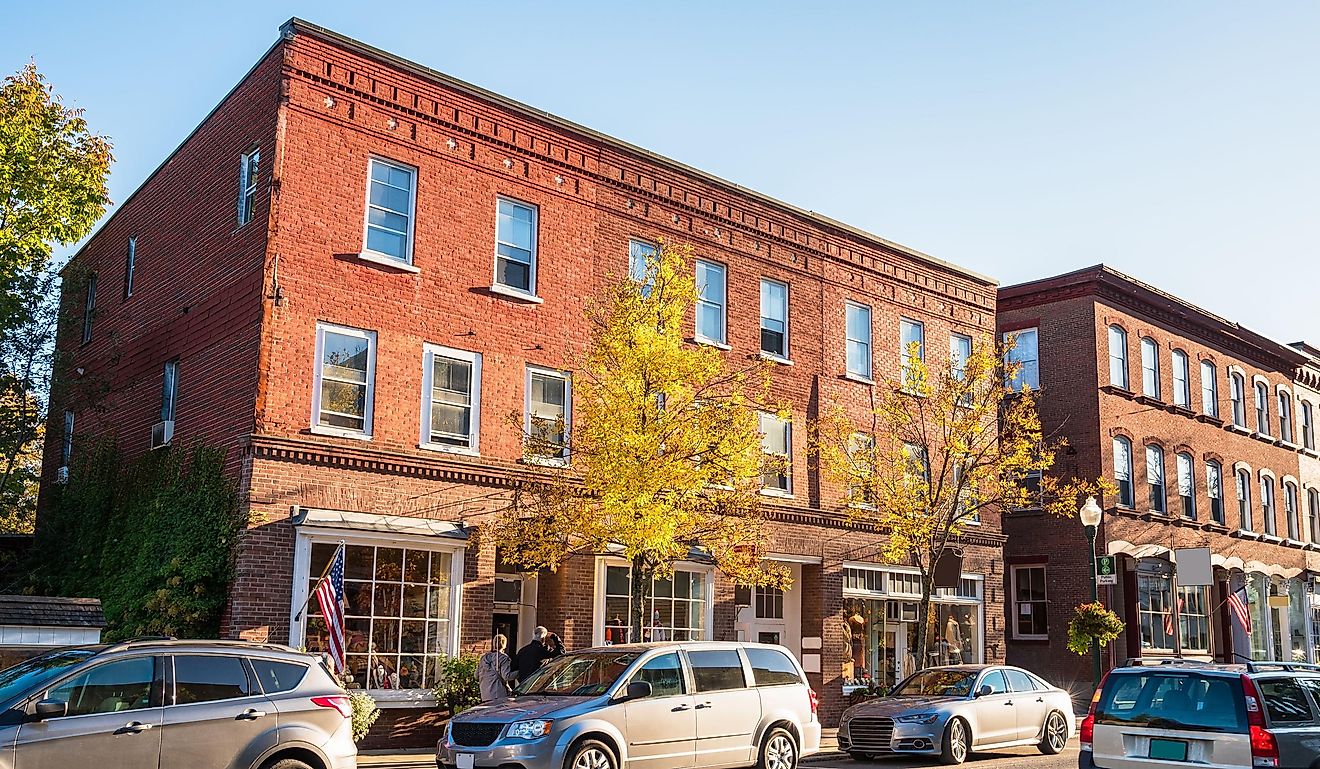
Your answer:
1067;601;1125;655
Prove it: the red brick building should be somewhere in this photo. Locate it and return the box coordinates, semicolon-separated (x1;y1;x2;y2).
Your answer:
999;265;1318;695
44;19;1004;733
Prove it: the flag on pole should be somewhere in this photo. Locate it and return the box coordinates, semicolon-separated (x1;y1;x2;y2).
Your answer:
314;545;347;672
1228;586;1252;634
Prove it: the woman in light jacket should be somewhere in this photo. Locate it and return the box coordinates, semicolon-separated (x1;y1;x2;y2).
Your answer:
477;634;516;703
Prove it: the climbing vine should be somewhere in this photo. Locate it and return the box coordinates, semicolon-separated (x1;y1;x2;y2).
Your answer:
33;440;246;640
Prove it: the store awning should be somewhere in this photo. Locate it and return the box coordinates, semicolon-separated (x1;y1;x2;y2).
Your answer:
1106;539;1304;579
290;507;469;540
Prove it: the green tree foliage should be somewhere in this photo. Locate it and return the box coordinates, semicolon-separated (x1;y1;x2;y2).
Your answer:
33;442;247;639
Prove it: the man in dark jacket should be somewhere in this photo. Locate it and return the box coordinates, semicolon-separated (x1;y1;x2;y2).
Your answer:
515;626;563;683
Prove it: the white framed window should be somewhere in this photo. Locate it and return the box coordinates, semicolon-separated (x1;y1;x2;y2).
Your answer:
1108;325;1129;389
695;260;727;346
845;302;872;380
754;585;784;620
758;412;791;495
1230;372;1247;427
950;334;972;382
312;323;376;437
1176;452;1195;519
526;366;570;464
123;237;136;300
1302;401;1315;450
1278;391;1294;443
290;531;464;697
1309;488;1320;544
1004;328;1039;392
1114;436;1134;508
1172;350;1190;408
1237;468;1253;530
759;278;789;360
81;273;97;344
1178;584;1212;654
900;318;925;386
1201;360;1218;417
160;359;179;423
495;197;538;295
421;345;481;453
1255;381;1271;435
628;239;657;294
238;148;260;226
1011;566;1048;639
1146;444;1166;513
1207;460;1224;525
363;157;416;264
597;559;712;645
1141;337;1160;399
847;432;876;509
1262;474;1277;536
1285;482;1300;540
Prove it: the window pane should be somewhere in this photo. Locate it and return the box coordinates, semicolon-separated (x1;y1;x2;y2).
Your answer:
746;648;801;686
50;657;155;717
248;659;307;695
1109;326;1128;387
688;650;746;692
174;655;250;703
632;652;686;697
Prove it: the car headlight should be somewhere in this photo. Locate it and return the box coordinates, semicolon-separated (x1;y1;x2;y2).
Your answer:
507;719;553;740
895;713;939;724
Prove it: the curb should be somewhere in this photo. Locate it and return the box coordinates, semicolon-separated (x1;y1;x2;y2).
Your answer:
804;750;850;764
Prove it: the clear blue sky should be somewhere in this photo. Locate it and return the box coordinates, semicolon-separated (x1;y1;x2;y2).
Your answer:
7;1;1318;345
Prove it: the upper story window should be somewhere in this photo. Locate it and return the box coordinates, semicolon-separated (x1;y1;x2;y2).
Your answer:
847;432;876;509
845;302;872;380
900;318;925;387
1201;360;1218;417
61;411;74;468
313;323;376;437
363;158;416;264
1176;452;1195;519
123;237;136;300
1230;372;1247;427
1171;350;1190;408
422;345;482;453
1236;468;1253;530
1261;475;1277;535
1140;337;1160;399
758;412;791;495
759;279;788;360
526;367;571;464
495;198;538;295
160;360;179;423
1207;460;1224;525
1309;488;1320;544
238;148;260;226
1114;436;1133;508
950;334;972;382
1302;401;1316;451
81;273;97;345
1108;325;1129;389
694;260;727;346
1284;481;1300;540
1146;444;1166;514
1255;381;1271;435
1278;391;1294;443
1004;328;1039;392
628;239;657;295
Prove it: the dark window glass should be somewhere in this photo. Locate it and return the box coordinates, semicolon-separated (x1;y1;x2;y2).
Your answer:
630;652;685;697
1004;669;1038;693
979;669;1009;694
248;659;308;694
687;650;746;692
174;655;250;704
1095;672;1247;733
1258;678;1314;723
746;648;801;687
49;656;155;716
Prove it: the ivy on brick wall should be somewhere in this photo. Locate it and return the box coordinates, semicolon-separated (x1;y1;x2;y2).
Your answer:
34;441;247;640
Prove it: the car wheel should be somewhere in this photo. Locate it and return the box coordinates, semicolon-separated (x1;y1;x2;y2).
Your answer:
1038;711;1068;755
262;759;314;769
758;727;798;769
566;739;616;769
847;751;875;762
939;717;969;765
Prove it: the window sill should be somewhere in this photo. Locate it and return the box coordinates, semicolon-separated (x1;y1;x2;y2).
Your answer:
1284;538;1306;548
489;284;544;304
760;352;793;366
759;489;795;500
1195;414;1224;426
1101;385;1136;398
1233;529;1261;539
1170;404;1195;416
1301;447;1319;458
1134;395;1165;408
1226;423;1251;435
418;442;479;457
847;502;878;512
1279;440;1299;451
356;251;421;273
309;425;373;441
1261;534;1283;544
521;456;569;468
843;372;876;386
694;336;731;351
1012;635;1050;643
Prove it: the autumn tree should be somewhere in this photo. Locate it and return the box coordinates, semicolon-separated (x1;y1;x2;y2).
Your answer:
815;334;1112;668
492;241;788;642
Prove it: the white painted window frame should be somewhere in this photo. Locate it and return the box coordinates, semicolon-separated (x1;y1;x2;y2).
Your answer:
420;344;482;455
311;322;377;439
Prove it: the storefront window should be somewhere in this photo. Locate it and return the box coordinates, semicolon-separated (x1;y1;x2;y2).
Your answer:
1312;605;1320;664
1288;578;1307;662
1137;564;1175;653
1247;572;1270;661
602;564;706;643
303;542;453;690
1178;585;1211;653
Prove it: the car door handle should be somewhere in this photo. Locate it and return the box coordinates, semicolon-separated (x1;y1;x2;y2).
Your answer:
671;704;691;712
116;721;153;734
237;708;267;720
1003;700;1013;706
696;702;714;709
1036;698;1044;703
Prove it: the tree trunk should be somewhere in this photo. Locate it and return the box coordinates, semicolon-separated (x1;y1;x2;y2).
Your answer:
630;554;650;644
914;571;936;673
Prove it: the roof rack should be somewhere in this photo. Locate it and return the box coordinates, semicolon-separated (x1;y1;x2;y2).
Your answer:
1122;658;1228;668
103;635;177;652
1244;662;1320;674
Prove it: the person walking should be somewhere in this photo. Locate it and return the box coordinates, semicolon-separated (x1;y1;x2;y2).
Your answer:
478;634;516;703
514;626;563;683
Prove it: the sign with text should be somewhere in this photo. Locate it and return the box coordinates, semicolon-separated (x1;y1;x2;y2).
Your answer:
1095;555;1118;585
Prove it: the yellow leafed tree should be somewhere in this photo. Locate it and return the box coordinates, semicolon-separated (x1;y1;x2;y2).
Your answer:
492;241;789;643
815;334;1113;667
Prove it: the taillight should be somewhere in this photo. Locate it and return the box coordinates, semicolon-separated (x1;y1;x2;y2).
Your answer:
1079;715;1094;748
808;688;818;717
1241;676;1279;767
311;695;352;719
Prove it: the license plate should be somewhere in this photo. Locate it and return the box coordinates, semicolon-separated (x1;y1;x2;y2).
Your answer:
456;753;475;769
1149;738;1188;761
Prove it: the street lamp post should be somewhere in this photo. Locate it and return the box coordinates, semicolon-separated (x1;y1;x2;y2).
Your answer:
1079;496;1104;689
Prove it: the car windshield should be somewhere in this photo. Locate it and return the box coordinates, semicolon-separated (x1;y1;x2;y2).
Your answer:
891;670;977;698
516;651;641;697
1095;671;1247;734
0;649;99;705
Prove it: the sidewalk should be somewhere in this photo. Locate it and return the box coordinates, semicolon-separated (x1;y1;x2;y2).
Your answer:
358;727;845;767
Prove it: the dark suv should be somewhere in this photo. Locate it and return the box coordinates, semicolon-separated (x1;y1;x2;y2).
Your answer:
0;638;356;769
1080;659;1320;769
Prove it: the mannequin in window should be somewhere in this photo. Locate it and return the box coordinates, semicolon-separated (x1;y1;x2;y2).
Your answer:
945;615;963;664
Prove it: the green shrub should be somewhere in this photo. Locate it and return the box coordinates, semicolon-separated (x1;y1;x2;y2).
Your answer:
349;689;380;742
433;653;481;714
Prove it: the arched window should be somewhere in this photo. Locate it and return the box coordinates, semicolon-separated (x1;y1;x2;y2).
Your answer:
1237;468;1253;530
1278;391;1294;444
1303;401;1316;451
1284;481;1300;540
1255;381;1271;435
1141;338;1161;399
1206;460;1223;524
1108;326;1129;389
1113;436;1133;508
1200;360;1218;417
1172;350;1190;408
1261;475;1276;536
1146;444;1166;514
1230;372;1246;427
1176;452;1196;519
1309;488;1320;544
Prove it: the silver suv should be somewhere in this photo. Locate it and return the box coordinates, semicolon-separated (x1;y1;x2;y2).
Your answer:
1081;659;1320;769
438;641;821;769
0;638;356;769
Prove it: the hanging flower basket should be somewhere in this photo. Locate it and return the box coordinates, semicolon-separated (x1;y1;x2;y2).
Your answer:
1067;602;1125;656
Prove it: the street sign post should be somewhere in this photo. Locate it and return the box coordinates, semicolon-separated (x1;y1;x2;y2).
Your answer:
1095;554;1118;585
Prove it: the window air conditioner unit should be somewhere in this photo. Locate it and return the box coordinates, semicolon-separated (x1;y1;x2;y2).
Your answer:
151;420;175;450
55;466;69;484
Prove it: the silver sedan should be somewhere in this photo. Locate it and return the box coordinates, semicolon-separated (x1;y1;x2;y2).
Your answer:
838;665;1075;765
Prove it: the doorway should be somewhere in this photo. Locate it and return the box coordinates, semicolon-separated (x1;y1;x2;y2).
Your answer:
493;613;518;647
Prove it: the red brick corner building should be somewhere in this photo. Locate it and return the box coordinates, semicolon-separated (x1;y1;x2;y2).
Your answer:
44;19;1005;739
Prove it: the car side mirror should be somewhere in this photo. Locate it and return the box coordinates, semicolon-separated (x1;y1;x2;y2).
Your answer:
623;681;652;701
974;685;992;699
34;700;67;720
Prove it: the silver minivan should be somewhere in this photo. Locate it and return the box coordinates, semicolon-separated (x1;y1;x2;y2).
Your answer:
438;642;820;769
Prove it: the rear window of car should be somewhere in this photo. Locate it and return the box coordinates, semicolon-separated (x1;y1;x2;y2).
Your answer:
174;655;250;704
249;659;309;694
746;648;802;687
1257;678;1315;724
1096;671;1247;734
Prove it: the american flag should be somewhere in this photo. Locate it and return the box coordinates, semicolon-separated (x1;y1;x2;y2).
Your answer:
1228;586;1252;634
315;545;347;672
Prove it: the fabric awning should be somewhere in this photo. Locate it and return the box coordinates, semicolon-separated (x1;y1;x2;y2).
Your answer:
290;506;468;540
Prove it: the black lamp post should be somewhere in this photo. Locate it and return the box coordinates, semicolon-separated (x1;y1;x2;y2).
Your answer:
1080;496;1104;689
